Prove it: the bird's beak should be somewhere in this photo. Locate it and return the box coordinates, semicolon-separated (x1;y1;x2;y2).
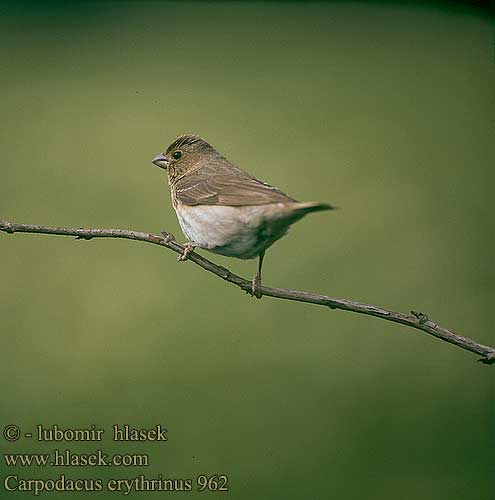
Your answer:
152;152;169;170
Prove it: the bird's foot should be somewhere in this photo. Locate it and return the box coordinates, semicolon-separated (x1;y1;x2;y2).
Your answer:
251;273;263;299
178;242;196;262
160;231;176;244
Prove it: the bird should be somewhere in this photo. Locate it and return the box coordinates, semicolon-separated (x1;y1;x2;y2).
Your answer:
152;134;335;297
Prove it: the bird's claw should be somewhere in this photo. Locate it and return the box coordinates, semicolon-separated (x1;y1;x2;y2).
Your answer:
178;243;195;262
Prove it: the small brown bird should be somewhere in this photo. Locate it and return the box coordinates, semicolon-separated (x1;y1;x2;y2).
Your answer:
152;135;335;297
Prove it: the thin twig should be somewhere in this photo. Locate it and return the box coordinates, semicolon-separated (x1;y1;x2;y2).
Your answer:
1;219;493;365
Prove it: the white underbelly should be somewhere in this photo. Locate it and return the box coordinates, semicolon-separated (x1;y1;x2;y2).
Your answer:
174;204;292;259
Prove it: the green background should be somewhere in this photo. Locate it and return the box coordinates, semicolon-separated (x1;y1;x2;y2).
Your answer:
0;1;493;499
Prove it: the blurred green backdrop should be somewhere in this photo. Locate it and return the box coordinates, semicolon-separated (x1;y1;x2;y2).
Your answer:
0;1;493;499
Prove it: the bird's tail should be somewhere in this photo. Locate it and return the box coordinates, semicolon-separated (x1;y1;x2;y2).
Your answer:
264;201;337;225
290;201;337;215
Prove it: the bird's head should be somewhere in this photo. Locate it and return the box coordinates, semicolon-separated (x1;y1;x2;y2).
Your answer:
152;134;218;174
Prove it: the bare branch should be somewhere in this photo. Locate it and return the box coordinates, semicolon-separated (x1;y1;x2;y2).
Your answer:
1;219;493;365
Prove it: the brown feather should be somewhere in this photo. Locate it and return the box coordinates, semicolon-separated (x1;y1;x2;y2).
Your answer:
174;156;296;207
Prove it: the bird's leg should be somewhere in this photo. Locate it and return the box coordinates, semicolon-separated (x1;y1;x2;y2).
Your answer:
177;242;196;262
251;251;265;299
160;232;195;261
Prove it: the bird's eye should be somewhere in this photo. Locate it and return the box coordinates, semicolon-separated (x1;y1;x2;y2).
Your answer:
173;151;182;160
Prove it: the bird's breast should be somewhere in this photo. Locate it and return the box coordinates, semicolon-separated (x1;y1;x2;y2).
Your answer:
173;203;294;259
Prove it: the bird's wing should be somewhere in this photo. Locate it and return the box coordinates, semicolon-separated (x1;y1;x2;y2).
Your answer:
175;160;296;206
